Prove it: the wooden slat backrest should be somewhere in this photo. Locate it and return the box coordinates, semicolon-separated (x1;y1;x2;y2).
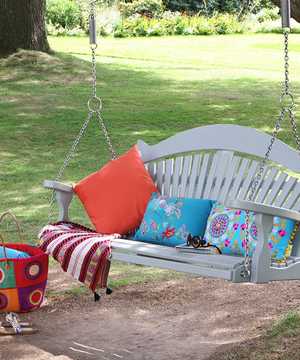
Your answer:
141;125;300;213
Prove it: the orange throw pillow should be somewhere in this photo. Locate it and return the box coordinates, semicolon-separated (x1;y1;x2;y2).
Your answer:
74;145;157;235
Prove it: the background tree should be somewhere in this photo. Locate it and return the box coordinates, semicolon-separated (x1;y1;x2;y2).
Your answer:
163;0;300;20
271;0;300;22
0;0;50;57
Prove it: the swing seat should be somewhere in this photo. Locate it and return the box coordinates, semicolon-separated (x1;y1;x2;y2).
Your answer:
44;124;300;283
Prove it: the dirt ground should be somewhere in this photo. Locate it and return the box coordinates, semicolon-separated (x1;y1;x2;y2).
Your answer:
1;265;300;360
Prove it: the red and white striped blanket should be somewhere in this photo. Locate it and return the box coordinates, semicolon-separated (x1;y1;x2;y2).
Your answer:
39;222;120;292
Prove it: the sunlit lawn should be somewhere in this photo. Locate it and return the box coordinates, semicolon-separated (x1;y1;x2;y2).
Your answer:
1;33;300;286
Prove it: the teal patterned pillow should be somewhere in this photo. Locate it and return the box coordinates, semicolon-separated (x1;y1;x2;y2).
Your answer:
204;202;296;262
134;193;214;247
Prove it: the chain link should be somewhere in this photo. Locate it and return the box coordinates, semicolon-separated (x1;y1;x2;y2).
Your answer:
95;111;117;160
242;29;300;279
283;30;290;95
91;45;97;99
288;108;300;152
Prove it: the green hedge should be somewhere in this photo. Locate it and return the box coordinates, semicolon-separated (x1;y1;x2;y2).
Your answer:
45;0;291;38
114;13;248;37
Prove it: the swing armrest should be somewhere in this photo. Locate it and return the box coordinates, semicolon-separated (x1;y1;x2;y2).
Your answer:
43;180;74;222
225;199;300;283
43;180;73;193
225;199;300;222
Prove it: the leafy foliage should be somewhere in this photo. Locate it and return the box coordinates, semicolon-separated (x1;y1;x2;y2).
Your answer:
45;0;281;37
255;6;280;22
114;13;248;37
163;0;275;15
46;0;83;30
120;0;165;18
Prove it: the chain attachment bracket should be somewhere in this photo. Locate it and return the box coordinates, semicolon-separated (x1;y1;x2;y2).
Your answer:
89;0;97;45
281;0;291;29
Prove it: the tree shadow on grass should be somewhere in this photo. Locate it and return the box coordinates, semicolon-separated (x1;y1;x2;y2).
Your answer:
0;49;299;234
0;49;300;359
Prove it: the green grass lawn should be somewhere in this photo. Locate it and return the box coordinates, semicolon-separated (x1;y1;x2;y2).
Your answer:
1;33;300;285
209;311;300;360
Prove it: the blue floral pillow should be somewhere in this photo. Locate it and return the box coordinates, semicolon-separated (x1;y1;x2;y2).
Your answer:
134;193;214;247
204;202;296;262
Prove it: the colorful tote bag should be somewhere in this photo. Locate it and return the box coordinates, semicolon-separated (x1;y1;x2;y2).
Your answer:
0;211;48;313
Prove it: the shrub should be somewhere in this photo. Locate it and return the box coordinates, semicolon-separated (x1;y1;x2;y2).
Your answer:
47;0;83;29
113;12;247;37
132;16;149;36
158;12;175;34
47;22;85;36
212;13;244;34
255;7;280;23
190;16;214;35
114;23;130;37
120;0;164;18
147;21;165;36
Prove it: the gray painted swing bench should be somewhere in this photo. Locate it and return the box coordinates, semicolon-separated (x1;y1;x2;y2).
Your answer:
44;124;300;284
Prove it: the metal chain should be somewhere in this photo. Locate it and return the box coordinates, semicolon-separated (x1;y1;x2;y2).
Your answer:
48;112;94;221
48;0;117;221
91;46;97;99
87;0;116;160
282;29;300;152
241;108;286;278
241;29;299;279
283;31;290;95
87;43;116;159
288;108;300;151
281;29;300;153
96;111;117;159
6;313;22;335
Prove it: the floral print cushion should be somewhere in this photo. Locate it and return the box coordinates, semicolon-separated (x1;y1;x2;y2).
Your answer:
204;202;296;262
134;193;214;247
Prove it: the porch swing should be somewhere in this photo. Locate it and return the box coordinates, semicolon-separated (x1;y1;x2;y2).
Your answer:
42;0;300;286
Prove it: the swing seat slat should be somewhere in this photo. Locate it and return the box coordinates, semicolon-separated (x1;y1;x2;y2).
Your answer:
111;238;245;281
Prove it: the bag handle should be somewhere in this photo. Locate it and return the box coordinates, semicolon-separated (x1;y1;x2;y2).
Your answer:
0;211;23;267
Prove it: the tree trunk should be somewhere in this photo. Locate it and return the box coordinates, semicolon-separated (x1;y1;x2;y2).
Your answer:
0;0;50;57
271;0;300;23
